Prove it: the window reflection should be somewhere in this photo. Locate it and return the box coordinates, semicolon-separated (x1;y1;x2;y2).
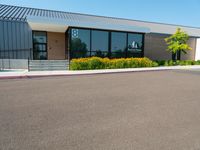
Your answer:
71;29;90;58
33;32;47;43
111;32;127;58
91;30;109;57
69;28;144;59
91;51;109;58
127;33;143;57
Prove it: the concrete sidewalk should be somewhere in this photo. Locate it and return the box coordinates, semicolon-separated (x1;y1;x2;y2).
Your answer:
1;65;200;79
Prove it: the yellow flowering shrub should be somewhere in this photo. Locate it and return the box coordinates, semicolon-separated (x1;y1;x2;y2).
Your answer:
70;57;157;70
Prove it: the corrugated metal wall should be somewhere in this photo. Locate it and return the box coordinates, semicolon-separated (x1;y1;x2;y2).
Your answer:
0;19;33;59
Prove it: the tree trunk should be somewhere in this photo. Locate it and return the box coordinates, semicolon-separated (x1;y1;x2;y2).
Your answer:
172;52;177;61
172;51;181;61
177;50;181;60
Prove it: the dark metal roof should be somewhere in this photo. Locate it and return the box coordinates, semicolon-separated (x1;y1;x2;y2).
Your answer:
0;4;150;33
0;4;74;21
0;4;199;29
1;4;200;36
1;4;145;22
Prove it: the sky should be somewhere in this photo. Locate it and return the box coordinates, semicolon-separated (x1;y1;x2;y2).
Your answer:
1;0;200;27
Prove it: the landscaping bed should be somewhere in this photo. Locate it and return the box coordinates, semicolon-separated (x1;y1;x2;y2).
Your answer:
70;57;200;70
70;57;157;70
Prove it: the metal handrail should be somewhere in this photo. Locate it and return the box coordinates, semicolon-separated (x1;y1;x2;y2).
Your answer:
0;59;9;70
0;48;33;59
28;57;30;72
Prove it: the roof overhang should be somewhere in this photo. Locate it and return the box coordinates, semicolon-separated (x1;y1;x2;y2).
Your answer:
27;16;68;32
27;15;151;33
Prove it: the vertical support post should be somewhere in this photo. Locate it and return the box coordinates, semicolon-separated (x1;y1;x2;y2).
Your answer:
126;33;128;58
2;59;4;70
90;29;92;57
68;28;71;70
30;48;32;60
108;31;111;58
142;33;145;57
28;57;30;72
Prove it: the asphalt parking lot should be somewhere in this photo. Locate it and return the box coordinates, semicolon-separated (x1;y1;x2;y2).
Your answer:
1;69;200;150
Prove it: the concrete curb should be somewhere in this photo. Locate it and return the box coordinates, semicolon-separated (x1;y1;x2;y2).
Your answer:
1;65;200;80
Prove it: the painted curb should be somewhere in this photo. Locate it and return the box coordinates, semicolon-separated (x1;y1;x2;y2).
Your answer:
0;66;200;80
0;69;176;80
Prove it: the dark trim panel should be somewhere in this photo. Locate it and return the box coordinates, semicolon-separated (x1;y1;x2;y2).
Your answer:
68;26;145;34
142;33;145;57
108;31;112;58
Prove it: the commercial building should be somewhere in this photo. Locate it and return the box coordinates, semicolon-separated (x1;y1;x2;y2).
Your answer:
1;4;200;69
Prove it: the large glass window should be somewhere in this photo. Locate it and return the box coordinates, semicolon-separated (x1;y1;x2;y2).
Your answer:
127;33;143;57
70;29;90;58
69;28;144;59
33;31;47;60
111;32;127;58
91;30;109;57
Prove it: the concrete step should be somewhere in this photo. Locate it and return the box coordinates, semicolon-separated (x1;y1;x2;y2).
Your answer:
29;61;69;64
29;60;70;71
29;60;69;62
29;67;69;71
29;64;69;66
29;65;68;68
29;68;68;71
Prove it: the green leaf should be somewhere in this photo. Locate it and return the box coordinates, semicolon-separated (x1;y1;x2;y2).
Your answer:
165;28;192;55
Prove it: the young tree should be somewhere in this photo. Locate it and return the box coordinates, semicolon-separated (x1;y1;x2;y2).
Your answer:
165;28;192;61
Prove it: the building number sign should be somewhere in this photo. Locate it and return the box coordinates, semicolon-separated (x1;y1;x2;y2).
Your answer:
72;29;79;38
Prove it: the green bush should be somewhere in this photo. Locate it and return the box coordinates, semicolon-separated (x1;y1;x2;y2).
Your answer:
69;58;89;70
87;57;105;69
156;60;165;66
70;57;200;70
194;60;200;65
156;60;199;66
70;57;156;70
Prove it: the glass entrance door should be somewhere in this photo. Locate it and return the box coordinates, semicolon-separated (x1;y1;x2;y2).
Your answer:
33;31;47;60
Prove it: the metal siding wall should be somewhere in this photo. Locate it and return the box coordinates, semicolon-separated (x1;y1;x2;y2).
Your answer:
0;19;32;59
3;21;8;50
0;22;3;58
8;22;12;50
24;24;28;48
20;23;24;58
3;21;8;58
8;21;12;58
16;22;20;50
28;23;33;59
0;22;3;50
20;23;24;49
11;21;17;58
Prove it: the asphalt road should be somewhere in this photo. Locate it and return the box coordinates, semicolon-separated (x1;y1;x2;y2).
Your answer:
1;70;200;150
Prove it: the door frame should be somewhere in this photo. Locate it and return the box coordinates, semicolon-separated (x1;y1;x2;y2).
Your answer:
32;31;48;60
